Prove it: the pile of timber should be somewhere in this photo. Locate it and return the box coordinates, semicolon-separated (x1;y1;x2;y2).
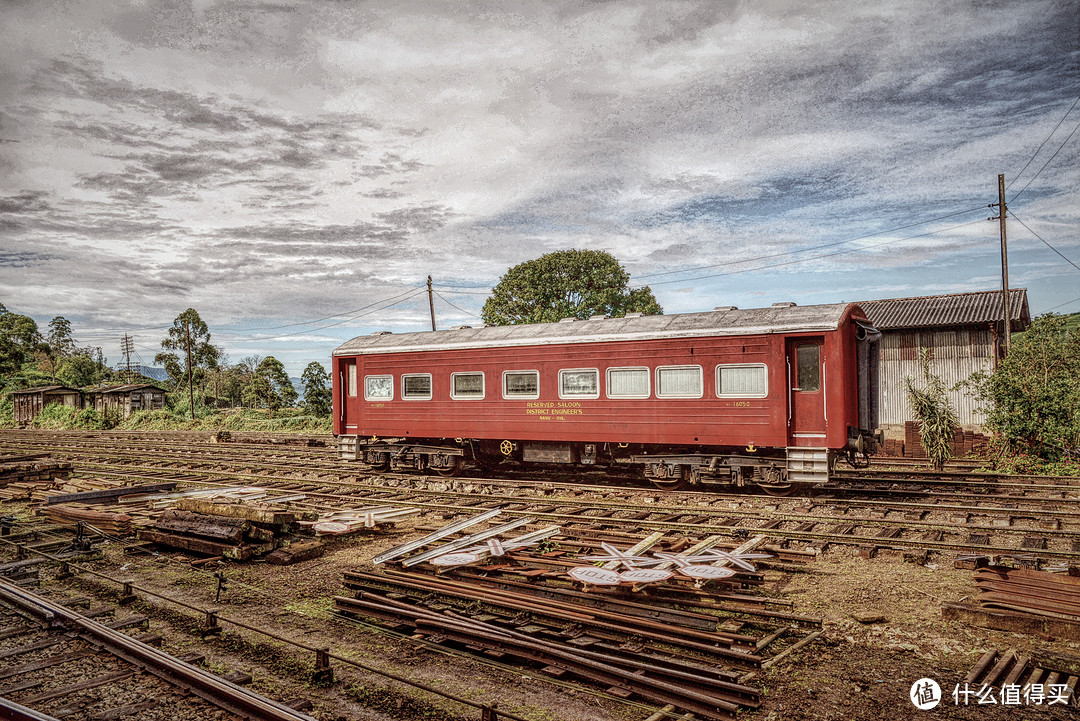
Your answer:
975;566;1080;621
0;458;73;499
40;504;133;535
137;498;316;561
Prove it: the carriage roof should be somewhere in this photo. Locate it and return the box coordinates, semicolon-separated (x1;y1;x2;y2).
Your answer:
333;302;863;356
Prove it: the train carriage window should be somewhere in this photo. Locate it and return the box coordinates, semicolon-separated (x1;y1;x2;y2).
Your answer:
364;374;393;401
401;373;432;400
656;365;703;398
716;364;768;398
503;370;540;399
795;344;821;392
559;368;599;399
346;362;357;397
451;372;485;400
606;367;650;399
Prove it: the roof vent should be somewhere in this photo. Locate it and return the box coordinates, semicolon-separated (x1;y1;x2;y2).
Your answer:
623;312;644;319
370;330;393;335
588;314;611;321
558;317;579;323
713;305;737;312
771;302;797;308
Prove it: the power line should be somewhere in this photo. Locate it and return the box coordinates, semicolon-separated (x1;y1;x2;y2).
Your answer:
433;290;482;319
1009;212;1080;274
255;287;430;338
1007;92;1080;194
636;218;988;287
244;285;427;331
433;285;493;296
632;205;987;281
1045;295;1080;312
1009;108;1080;203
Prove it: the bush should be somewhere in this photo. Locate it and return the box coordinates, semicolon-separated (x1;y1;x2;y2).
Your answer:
970;314;1080;460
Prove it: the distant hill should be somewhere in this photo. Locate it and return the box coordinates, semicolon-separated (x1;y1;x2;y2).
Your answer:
133;365;170;382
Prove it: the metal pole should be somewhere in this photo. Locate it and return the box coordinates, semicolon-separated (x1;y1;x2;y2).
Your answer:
997;174;1011;357
427;275;436;331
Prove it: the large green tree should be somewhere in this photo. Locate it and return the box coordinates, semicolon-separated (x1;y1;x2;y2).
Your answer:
47;316;76;358
242;356;297;412
0;303;44;379
156;308;218;419
301;361;331;416
481;250;662;326
975;313;1080;458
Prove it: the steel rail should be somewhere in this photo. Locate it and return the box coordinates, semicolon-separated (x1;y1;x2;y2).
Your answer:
32;461;1080;560
0;578;317;721
0;538;536;721
55;460;1080;532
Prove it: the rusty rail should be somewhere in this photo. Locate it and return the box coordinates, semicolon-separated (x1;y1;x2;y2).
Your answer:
0;578;316;721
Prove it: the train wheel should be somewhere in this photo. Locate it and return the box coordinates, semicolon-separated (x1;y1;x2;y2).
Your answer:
365;453;390;473
431;456;463;477
646;463;689;491
758;482;809;497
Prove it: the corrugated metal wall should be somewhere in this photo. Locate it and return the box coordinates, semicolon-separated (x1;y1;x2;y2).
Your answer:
876;328;992;425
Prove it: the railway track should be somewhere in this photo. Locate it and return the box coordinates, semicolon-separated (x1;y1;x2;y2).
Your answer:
5;429;1080;719
4;430;1080;563
0;579;316;721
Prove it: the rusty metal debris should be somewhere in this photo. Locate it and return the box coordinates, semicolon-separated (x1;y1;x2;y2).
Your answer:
974;566;1080;621
963;648;1077;706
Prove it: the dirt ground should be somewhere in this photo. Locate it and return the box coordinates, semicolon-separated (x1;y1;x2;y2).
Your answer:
31;515;1080;721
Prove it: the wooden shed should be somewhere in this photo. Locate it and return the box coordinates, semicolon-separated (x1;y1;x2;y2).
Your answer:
12;385;83;426
857;288;1030;439
85;383;167;420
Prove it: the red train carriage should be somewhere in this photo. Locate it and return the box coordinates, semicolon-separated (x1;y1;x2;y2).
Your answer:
332;302;881;493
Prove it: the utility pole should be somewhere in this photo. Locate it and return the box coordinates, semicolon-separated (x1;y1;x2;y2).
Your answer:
120;334;134;381
185;321;195;420
988;173;1012;357
427;275;436;331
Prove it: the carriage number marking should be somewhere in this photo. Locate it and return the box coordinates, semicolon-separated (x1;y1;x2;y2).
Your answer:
731;401;752;408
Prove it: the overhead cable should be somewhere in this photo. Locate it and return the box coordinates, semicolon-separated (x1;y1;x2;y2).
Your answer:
636;219;988;287
1009;212;1080;274
633;205;987;281
1007;92;1080;196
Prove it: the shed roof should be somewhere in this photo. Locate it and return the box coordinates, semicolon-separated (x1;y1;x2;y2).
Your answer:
857;289;1029;331
334;302;863;356
12;385;81;395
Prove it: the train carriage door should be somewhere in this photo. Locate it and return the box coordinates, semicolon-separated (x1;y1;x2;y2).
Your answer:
787;338;826;444
341;359;359;431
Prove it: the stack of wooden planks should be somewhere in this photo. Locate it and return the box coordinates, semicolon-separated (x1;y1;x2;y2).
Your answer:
0;457;73;500
137;499;314;561
41;504;134;535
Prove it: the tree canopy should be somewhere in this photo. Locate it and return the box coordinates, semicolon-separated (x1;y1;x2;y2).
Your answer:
0;303;44;378
481;250;662;326
242;356;297;412
301;361;331;416
156;308;219;419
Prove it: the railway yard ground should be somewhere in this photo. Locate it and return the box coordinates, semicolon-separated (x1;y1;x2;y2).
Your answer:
1;430;1079;720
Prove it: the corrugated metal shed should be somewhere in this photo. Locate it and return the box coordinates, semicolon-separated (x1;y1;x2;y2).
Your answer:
859;289;1029;331
335;302;861;356
876;328;993;425
857;289;1031;428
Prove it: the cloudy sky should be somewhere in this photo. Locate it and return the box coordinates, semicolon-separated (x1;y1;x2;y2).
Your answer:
2;0;1078;375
